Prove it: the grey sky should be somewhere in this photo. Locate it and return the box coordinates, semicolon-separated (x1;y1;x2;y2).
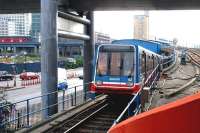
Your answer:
94;10;200;47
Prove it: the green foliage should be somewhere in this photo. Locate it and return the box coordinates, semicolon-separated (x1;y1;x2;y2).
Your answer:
75;56;83;67
0;54;40;63
64;56;83;69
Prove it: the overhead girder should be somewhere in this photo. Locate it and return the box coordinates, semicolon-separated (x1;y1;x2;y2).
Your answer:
1;0;200;13
68;0;200;11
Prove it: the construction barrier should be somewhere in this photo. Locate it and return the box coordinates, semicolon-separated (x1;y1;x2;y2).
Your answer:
109;92;200;133
21;78;41;87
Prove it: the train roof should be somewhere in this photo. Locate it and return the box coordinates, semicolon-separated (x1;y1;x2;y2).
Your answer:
112;39;161;54
97;43;162;57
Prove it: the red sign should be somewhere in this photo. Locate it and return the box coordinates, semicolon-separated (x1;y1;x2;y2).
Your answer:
0;37;31;43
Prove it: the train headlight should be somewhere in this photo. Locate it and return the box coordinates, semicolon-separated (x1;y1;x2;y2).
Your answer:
127;82;133;87
96;80;103;85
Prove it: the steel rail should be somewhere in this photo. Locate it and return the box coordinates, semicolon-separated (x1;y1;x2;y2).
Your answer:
64;103;109;133
58;30;90;40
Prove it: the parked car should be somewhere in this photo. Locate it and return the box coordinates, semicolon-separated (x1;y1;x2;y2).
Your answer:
20;72;39;80
57;79;68;90
0;71;14;81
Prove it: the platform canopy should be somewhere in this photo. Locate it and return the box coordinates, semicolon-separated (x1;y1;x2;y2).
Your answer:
0;0;200;13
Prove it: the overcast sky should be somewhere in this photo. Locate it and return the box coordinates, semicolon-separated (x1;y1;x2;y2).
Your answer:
94;10;200;47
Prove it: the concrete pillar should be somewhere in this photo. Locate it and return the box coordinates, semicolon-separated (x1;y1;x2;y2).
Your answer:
83;12;94;99
41;0;58;119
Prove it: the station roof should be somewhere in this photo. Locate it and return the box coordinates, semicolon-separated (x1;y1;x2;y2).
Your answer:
0;0;200;13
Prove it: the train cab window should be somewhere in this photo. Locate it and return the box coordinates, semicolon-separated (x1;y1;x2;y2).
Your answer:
110;53;121;75
97;52;108;75
97;45;135;77
123;52;134;76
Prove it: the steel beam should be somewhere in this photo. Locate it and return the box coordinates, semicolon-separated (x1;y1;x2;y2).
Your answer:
2;0;200;13
58;11;90;25
83;11;94;98
41;0;58;119
58;30;90;40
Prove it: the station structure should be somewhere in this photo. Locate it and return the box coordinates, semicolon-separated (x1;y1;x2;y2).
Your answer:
0;0;200;132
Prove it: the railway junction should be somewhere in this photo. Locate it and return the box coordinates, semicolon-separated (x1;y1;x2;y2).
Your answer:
1;0;200;133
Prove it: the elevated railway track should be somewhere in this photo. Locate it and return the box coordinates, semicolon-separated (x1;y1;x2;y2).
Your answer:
46;96;130;133
188;49;200;67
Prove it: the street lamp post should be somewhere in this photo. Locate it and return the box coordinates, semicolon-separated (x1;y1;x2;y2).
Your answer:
23;51;27;72
12;65;16;87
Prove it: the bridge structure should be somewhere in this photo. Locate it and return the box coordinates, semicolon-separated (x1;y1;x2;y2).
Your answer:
0;0;200;125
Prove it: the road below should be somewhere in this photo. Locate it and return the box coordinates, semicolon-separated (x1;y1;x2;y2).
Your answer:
5;77;83;104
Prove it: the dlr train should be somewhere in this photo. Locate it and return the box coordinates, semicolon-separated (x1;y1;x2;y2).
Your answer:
90;43;162;95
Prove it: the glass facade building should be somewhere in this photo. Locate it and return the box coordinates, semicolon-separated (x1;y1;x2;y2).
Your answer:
0;13;32;36
30;13;40;41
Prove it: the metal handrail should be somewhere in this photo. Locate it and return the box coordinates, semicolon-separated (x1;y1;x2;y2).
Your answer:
112;63;161;127
0;91;92;126
0;82;92;128
145;65;159;85
0;82;91;109
112;90;141;126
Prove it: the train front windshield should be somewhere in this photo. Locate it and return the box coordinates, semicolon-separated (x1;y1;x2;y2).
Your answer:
96;45;135;77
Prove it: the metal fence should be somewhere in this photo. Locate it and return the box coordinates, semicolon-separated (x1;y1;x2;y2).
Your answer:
0;83;93;132
162;53;176;69
112;64;161;126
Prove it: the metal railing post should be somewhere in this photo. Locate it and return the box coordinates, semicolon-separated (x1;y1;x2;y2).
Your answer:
74;86;77;106
47;93;50;116
26;99;29;127
17;111;20;128
71;94;73;106
62;90;65;111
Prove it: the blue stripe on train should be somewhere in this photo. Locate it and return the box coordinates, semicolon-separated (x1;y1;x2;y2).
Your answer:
95;75;134;83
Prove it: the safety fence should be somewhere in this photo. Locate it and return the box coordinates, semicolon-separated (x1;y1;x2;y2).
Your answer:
0;83;92;132
162;53;176;69
21;78;41;86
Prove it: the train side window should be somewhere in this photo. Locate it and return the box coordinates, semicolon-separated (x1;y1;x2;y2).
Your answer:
123;52;134;76
141;52;146;74
147;55;151;72
156;56;159;67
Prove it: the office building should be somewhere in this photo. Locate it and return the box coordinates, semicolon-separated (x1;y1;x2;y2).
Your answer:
134;11;149;40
